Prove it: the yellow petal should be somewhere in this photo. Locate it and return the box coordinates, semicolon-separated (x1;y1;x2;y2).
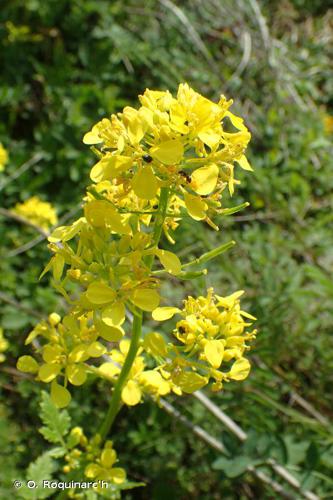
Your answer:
101;449;116;468
152;307;180;321
42;344;63;363
223;348;241;362
86;341;106;358
50;380;71;408
119;339;130;355
237;155;253;171
191;164;219;195
176;372;208;393
131;166;158;200
68;344;90;363
204;340;224;369
155;249;181;275
17;355;39;374
225;336;246;347
150;139;184;164
184;193;208;220
197;131;221;149
109;468;126;484
139;370;170;395
85;200;131;234
86;282;116;305
215;290;244;308
143;332;168;357
228;358;251;380
98;362;121;379
224;111;247;131
66;364;87;386
83;124;103;145
131;289;160;312
123;106;144;144
38;363;61;382
95;320;124;342
121;380;142;406
85;463;102;479
102;302;125;326
90;155;132;183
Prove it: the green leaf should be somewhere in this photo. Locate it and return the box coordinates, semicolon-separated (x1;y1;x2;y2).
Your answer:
47;446;67;458
1;311;31;329
212;455;252;477
284;436;308;466
39;391;70;445
18;452;56;499
306;442;319;470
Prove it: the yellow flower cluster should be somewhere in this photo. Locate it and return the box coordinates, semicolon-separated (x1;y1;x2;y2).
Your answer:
150;288;256;393
13;196;58;231
63;428;126;489
98;339;180;406
17;84;255;413
0;142;8;172
0;328;8;363
323;114;333;134
83;83;252;231
17;312;115;408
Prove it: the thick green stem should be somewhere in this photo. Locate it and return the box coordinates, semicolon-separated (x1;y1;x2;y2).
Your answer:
98;187;169;440
98;309;142;440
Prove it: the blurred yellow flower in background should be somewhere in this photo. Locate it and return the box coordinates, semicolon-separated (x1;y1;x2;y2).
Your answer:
0;143;8;172
13;196;58;231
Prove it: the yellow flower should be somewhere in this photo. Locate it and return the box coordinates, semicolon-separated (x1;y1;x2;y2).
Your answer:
323;114;333;134
17;312;111;408
83;83;252;229
63;428;126;488
0;328;8;363
0;143;8;172
13;196;58;231
85;441;126;485
98;339;174;406
18;85;255;447
151;288;256;392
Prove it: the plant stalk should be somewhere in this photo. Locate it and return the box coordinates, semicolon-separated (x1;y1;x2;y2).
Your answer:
98;187;169;440
99;309;143;440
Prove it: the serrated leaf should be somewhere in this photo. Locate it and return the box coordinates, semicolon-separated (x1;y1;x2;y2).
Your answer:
47;446;67;458
18;452;56;499
39;391;70;444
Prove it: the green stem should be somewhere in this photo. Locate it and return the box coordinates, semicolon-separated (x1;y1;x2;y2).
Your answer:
145;187;169;269
98;309;143;440
98;187;169;440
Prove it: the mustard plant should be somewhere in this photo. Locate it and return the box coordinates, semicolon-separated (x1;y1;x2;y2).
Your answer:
18;84;256;495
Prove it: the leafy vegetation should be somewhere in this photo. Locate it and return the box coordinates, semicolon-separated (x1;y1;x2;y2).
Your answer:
0;1;332;498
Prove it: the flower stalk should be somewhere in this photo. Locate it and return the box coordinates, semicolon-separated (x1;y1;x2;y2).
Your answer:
99;187;170;439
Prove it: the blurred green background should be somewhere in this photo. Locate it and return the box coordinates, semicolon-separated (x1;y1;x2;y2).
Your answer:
0;0;332;498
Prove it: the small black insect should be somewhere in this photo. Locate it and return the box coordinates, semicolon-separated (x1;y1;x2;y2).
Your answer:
142;154;153;163
178;326;186;334
179;170;192;183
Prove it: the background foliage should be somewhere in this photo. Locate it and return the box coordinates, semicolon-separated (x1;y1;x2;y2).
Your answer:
0;0;332;498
